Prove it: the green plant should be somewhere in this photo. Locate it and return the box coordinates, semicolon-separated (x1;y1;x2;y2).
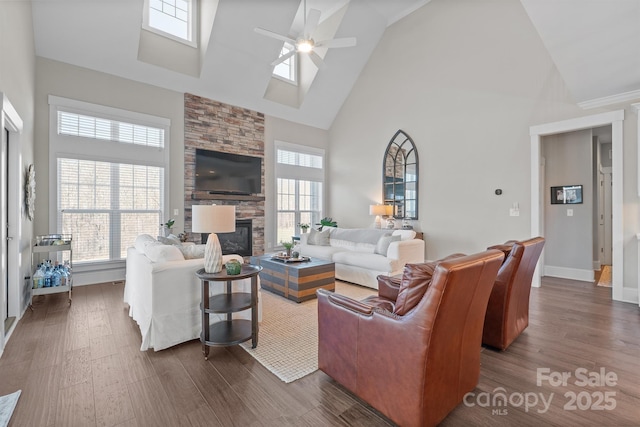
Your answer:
316;217;337;230
280;240;294;250
298;223;310;230
164;218;175;229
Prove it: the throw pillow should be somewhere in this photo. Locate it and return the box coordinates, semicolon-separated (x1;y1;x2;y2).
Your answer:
158;234;181;246
144;242;185;263
134;234;157;253
178;244;206;259
374;235;400;255
392;229;417;240
308;228;330;246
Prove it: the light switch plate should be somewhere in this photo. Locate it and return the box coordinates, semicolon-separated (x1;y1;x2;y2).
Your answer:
567;209;573;217
173;209;179;216
509;208;520;217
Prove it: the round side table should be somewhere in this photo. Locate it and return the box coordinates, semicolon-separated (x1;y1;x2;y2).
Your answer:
196;264;262;360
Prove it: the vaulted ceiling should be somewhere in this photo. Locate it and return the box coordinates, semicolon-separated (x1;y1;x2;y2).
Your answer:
31;0;640;129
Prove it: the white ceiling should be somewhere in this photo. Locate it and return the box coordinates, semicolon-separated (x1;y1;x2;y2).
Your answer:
521;0;640;107
31;0;640;129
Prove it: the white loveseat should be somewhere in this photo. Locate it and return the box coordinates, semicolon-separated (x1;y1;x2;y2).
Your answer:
296;227;425;289
124;234;261;351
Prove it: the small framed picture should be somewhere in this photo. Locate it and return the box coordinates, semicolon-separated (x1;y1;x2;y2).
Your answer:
551;185;583;204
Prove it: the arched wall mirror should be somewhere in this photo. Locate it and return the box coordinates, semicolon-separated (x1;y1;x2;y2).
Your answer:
383;130;419;219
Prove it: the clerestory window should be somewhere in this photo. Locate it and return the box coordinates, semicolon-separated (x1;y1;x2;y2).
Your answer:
273;43;297;83
143;0;197;47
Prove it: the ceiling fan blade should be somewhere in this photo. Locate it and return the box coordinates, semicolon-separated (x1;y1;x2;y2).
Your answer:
254;27;296;45
304;8;321;38
315;37;357;49
270;49;296;67
308;51;325;69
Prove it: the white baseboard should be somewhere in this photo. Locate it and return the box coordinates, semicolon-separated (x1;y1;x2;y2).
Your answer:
621;287;639;305
593;260;601;271
544;265;594;282
73;267;125;286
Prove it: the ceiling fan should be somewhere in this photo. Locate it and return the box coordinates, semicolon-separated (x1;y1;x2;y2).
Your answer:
254;0;356;69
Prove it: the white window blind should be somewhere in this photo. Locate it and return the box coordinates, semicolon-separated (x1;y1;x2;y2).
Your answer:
50;96;169;265
277;148;322;169
275;142;324;244
58;111;165;148
58;159;164;262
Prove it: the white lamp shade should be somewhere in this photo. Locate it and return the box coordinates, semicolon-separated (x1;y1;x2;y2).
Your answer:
191;205;236;233
369;204;387;216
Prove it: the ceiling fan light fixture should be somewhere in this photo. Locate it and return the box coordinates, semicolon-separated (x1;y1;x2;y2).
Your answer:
296;39;314;53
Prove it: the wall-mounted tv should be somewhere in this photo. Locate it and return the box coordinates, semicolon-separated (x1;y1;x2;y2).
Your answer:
195;149;262;195
550;185;583;204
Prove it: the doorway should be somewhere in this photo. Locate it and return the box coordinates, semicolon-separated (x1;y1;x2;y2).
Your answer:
1;93;23;351
530;110;624;302
3;128;9;334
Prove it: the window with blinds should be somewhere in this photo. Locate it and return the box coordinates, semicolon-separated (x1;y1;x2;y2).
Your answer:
275;142;324;244
58;159;164;262
50;97;169;265
58;111;164;148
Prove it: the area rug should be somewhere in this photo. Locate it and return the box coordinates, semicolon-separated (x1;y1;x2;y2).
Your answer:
597;265;612;287
0;390;21;427
240;281;375;383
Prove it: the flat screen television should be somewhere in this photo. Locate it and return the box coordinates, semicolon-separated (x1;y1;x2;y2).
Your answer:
195;149;262;195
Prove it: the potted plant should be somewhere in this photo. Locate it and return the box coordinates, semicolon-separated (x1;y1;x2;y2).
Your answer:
280;240;294;256
298;223;310;233
160;218;175;237
316;217;337;231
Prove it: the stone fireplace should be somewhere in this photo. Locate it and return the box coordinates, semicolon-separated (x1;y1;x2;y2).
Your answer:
184;93;265;256
201;219;253;257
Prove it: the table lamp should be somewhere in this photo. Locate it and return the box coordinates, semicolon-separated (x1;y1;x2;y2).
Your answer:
191;204;236;273
369;204;389;229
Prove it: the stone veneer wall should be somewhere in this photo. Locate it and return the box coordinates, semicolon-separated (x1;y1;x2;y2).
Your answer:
184;93;265;255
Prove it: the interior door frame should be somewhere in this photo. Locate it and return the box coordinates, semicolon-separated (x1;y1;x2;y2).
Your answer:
600;167;613;266
0;93;24;350
530;110;625;302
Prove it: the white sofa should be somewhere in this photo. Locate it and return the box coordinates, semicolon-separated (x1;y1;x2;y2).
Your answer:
124;234;261;351
296;227;425;289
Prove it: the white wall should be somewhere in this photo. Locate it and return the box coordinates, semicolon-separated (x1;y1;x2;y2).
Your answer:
34;58;185;284
0;1;36;324
34;58;185;234
330;0;583;260
542;130;594;280
264;115;330;250
329;0;640;300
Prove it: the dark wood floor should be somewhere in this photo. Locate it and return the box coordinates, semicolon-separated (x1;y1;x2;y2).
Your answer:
1;276;639;426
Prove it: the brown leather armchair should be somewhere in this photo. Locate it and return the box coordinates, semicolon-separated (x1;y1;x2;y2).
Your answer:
317;250;504;427
482;237;545;351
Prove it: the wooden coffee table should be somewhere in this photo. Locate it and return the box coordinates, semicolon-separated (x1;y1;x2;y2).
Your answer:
250;255;335;302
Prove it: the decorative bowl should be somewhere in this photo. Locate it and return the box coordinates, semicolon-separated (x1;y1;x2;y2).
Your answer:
225;259;242;275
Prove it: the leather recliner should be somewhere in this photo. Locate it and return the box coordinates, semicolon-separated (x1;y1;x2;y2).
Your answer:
316;250;505;427
482;237;545;351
